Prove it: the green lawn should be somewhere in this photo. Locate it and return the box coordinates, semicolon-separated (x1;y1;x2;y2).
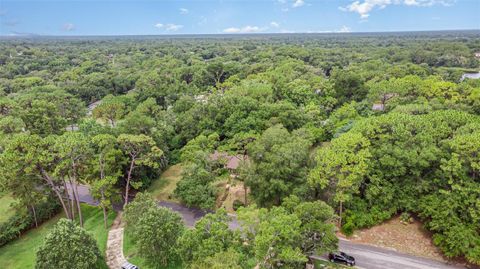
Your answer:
0;204;116;269
148;164;183;202
123;229;182;269
0;192;16;223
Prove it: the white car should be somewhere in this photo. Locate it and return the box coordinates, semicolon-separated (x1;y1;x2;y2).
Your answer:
121;262;139;269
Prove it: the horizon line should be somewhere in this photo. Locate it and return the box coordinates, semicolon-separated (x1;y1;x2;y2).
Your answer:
1;29;479;39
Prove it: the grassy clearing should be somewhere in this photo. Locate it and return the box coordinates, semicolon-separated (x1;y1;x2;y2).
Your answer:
0;192;16;223
0;204;116;269
148;164;183;201
123;229;182;269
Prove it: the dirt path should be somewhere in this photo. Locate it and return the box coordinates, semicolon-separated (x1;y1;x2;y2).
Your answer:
106;213;126;269
345;216;447;262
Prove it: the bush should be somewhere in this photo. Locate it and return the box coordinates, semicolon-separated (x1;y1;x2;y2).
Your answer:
0;198;60;247
341;198;397;236
341;221;355;236
400;212;413;224
232;200;245;211
35;219;101;269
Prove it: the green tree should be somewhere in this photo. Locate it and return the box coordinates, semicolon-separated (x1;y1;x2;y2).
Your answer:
35;219;101;269
117;134;164;208
254;207;307;269
15;87;85;136
53;132;92;227
92;97;125;127
190;249;243;269
124;193;184;268
178;209;237;264
244;124;311;206
136;207;184;267
123;192;158;229
174;164;217;209
89;134;123;228
282;196;338;256
238;199;338;268
0;115;25;135
179;133;219;165
309;132;371;226
1;134;74;220
331;68;366;104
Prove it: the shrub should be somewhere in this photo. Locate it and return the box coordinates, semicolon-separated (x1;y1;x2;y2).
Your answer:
341;221;355;236
0;198;60;246
400;212;413;224
232;199;245;211
35;219;101;269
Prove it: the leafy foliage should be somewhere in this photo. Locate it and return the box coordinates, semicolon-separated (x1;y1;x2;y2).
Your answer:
124;193;184;268
1;32;480;265
178;209;237;264
35;219;101;269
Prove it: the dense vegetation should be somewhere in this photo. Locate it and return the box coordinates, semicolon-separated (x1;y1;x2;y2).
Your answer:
1;31;479;266
124;193;337;268
0;204;115;269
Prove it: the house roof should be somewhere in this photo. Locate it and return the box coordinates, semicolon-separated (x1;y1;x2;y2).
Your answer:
210;151;249;170
372;103;385;111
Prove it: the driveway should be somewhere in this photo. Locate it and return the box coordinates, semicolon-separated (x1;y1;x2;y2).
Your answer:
66;183;99;206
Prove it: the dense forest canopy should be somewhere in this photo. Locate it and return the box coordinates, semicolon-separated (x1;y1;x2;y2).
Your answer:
1;30;480;266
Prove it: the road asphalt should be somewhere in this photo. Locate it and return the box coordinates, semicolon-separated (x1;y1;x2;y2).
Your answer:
72;184;467;269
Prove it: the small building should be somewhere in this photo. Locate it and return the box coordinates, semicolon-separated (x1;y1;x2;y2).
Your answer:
210;151;249;171
372;103;385;111
474;52;480;58
460;72;480;82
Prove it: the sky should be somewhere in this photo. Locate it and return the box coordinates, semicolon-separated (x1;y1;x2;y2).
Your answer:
0;0;479;36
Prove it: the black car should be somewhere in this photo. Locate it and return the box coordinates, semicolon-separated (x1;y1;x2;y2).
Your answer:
328;252;356;266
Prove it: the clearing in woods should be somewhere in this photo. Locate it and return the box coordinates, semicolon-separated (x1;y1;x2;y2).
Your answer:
0;192;16;223
148;164;183;202
345;215;449;262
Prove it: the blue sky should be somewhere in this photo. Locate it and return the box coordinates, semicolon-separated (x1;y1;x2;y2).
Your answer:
0;0;479;36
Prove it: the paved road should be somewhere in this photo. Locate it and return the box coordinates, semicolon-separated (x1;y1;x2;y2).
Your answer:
157;201;465;269
334;240;465;269
66;183;99;206
72;184;466;269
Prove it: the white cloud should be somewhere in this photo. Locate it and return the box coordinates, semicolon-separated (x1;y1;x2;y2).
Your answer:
404;0;419;5
154;23;183;31
62;23;75;31
293;0;305;7
338;25;352;33
223;25;266;33
180;8;189;14
404;0;453;6
270;21;280;28
292;26;353;34
340;0;453;19
165;23;183;31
